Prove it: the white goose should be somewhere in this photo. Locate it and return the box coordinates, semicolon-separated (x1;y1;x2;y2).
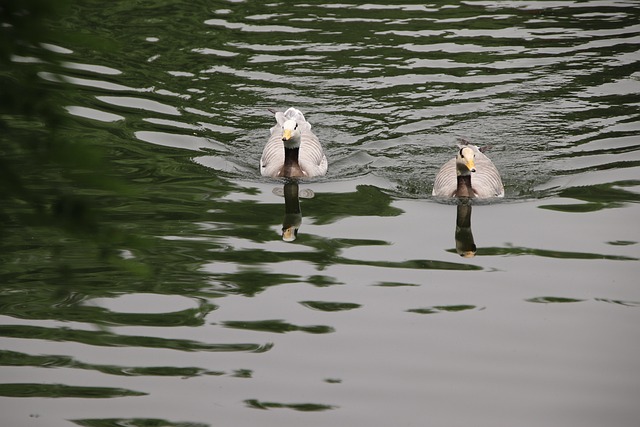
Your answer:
260;108;327;178
432;143;504;198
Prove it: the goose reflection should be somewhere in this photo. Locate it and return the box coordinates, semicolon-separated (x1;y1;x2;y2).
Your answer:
273;181;314;242
455;200;477;257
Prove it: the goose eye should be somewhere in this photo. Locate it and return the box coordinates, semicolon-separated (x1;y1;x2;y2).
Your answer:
294;123;298;130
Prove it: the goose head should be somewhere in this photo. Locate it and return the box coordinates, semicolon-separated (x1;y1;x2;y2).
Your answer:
282;224;299;242
456;146;476;176
281;119;301;148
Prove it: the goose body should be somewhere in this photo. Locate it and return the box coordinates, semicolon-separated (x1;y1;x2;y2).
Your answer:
260;108;327;178
432;144;504;198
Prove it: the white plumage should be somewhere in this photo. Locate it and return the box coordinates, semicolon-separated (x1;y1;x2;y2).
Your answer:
432;143;504;198
260;108;327;178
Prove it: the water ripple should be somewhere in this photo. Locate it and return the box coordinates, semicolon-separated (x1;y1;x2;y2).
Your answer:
44;0;640;199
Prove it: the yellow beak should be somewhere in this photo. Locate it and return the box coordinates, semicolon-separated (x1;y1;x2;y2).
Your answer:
466;158;475;171
282;129;292;141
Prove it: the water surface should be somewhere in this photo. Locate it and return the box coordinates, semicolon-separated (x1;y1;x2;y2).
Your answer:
1;1;639;426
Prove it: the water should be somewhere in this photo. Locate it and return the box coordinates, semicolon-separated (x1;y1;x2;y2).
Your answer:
1;1;640;426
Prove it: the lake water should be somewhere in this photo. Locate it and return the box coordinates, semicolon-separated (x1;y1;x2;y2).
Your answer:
1;1;640;426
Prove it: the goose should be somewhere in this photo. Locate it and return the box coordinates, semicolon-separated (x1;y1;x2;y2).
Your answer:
260;107;328;178
455;202;477;258
432;142;504;198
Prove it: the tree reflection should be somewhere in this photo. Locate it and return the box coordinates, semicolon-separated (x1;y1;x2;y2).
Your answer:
1;0;144;274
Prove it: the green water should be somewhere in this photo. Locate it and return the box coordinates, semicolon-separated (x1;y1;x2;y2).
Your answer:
1;1;639;426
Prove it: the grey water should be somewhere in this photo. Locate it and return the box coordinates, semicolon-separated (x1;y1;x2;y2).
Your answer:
1;1;640;426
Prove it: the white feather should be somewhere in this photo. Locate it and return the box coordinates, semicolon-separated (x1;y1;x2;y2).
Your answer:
260;108;328;178
432;144;504;198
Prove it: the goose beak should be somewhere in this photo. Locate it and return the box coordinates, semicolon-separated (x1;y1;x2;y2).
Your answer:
467;158;476;172
282;129;292;141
